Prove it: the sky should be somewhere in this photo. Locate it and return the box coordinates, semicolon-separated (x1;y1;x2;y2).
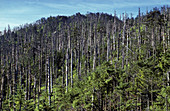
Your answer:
0;0;169;31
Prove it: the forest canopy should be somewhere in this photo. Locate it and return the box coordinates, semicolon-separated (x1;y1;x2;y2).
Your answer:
0;6;170;111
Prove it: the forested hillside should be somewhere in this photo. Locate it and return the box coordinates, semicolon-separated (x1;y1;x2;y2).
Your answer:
0;6;170;111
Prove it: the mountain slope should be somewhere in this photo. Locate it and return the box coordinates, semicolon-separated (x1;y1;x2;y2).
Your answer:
0;6;170;110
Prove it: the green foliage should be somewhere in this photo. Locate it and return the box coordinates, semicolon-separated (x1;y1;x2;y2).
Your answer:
1;6;170;111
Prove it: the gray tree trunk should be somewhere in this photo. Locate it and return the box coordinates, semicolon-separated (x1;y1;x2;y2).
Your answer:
138;8;141;51
71;48;73;87
65;48;69;92
107;22;110;62
93;25;97;70
122;13;126;69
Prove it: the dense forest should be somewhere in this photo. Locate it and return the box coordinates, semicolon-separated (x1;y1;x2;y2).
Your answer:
0;6;170;111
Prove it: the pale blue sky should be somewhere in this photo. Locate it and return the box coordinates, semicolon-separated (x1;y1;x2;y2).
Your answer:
0;0;169;31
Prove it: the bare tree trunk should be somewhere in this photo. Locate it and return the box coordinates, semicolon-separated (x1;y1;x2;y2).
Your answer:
147;85;150;111
0;39;2;109
71;48;73;87
163;10;166;53
87;31;90;73
78;41;81;79
65;48;69;92
62;44;65;87
93;25;97;70
12;41;16;110
117;14;121;62
117;33;120;61
87;22;92;73
38;34;43;109
89;22;93;61
138;8;141;51
34;75;36;108
28;63;31;100
101;33;104;61
51;32;55;95
126;30;129;68
48;57;51;106
113;11;117;51
26;63;28;101
122;13;126;69
162;27;165;53
107;22;110;62
0;56;4;110
152;27;155;55
98;33;102;66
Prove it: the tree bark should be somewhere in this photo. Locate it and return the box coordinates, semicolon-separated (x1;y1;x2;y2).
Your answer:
93;25;97;70
122;13;126;69
65;47;69;92
107;22;110;62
